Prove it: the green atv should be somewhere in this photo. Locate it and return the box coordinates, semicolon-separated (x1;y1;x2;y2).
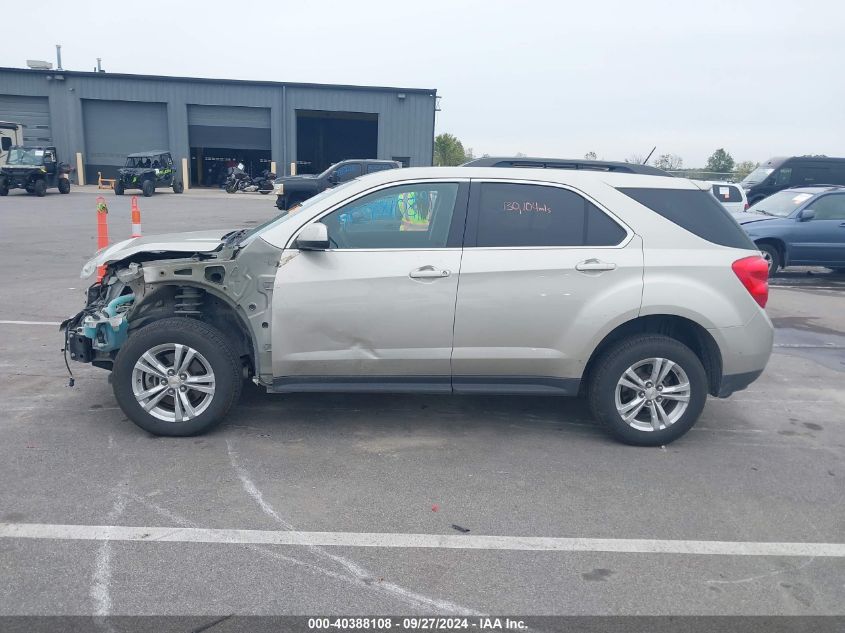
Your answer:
115;151;183;197
0;146;71;197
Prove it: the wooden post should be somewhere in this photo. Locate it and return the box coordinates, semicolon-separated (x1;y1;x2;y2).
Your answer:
270;161;277;175
181;157;190;191
290;161;297;176
75;152;85;186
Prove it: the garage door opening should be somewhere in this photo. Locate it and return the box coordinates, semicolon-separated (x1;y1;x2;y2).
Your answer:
296;110;377;174
188;105;272;187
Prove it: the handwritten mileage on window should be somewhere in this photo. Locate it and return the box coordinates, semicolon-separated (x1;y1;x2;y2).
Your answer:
504;201;552;214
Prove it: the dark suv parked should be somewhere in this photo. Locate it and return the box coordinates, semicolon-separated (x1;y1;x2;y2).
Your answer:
734;185;845;274
273;159;400;210
740;156;845;206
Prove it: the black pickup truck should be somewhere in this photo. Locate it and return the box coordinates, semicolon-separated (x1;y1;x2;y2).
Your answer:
273;159;400;210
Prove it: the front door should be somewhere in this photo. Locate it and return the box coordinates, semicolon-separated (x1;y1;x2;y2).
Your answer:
789;193;845;266
451;180;644;393
271;180;469;390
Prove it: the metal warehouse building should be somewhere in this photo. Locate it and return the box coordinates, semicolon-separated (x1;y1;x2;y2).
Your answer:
0;66;436;185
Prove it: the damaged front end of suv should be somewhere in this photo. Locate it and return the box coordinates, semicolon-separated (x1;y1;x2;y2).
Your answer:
61;228;283;435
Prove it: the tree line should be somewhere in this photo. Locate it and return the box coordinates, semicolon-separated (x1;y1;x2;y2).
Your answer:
434;133;758;182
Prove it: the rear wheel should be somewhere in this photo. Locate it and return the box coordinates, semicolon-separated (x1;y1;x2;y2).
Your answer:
114;180;125;196
0;179;8;196
58;178;71;194
757;242;781;276
588;335;708;446
142;179;155;197
112;318;243;436
33;179;47;197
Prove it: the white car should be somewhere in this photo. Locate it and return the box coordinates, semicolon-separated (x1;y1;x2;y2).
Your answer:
64;168;774;445
705;180;748;213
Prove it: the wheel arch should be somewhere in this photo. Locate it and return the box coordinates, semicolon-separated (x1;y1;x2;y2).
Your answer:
127;283;257;377
581;314;723;397
754;237;787;267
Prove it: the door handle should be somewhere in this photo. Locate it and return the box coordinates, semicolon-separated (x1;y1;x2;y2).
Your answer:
838;222;845;227
409;266;450;279
575;259;617;272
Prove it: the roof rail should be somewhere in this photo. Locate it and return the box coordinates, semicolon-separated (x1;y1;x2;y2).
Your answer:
461;156;671;177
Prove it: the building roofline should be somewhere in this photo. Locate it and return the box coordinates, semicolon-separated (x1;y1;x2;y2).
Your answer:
0;66;437;96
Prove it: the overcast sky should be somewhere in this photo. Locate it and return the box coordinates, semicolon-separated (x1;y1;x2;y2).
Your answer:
4;0;843;165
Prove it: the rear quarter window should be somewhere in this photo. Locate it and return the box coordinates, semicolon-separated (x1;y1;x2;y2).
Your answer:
711;185;743;203
618;187;755;249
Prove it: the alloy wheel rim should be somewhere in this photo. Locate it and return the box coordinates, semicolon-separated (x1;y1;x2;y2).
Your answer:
131;343;215;422
614;357;690;432
761;250;774;270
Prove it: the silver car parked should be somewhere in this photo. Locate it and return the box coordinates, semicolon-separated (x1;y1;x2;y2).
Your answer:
63;167;774;445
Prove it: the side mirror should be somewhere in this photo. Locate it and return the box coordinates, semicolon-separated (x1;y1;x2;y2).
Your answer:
799;208;815;222
295;222;330;251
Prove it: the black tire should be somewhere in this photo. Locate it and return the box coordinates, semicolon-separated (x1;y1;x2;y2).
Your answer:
114;181;125;196
112;318;243;436
0;179;7;196
172;180;184;194
757;242;781;276
588;335;708;446
142;179;155;197
276;195;287;210
33;179;47;197
58;178;71;194
225;183;237;194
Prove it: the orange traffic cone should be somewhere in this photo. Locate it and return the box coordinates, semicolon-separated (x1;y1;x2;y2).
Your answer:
95;196;110;282
131;196;142;237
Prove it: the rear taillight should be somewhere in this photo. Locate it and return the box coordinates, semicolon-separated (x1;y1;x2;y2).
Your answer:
732;255;769;308
744;202;749;210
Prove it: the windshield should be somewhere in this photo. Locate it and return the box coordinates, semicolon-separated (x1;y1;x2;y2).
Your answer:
239;180;358;244
747;190;813;217
741;167;774;186
126;156;153;167
6;147;44;166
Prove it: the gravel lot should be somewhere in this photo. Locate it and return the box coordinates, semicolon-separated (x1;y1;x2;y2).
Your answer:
1;186;843;618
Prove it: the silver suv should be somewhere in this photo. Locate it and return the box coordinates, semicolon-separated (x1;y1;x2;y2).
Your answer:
63;168;774;445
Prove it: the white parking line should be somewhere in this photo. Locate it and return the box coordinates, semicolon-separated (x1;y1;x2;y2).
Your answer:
0;320;61;326
1;523;843;558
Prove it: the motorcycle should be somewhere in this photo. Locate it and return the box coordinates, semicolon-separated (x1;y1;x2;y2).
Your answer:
224;164;276;194
224;163;251;193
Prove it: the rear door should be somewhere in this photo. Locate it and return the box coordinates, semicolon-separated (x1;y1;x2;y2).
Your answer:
451;179;643;393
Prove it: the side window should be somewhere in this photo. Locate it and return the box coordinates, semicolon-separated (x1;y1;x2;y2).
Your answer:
774;167;792;186
473;183;626;247
333;163;362;182
1;137;12;151
321;183;461;249
794;165;830;186
711;184;742;203
392;156;410;168
366;163;395;174
809;194;845;220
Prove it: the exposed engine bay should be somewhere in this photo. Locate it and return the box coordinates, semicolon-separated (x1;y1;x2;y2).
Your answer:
61;231;284;386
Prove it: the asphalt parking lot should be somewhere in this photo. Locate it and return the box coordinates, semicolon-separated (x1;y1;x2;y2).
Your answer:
0;186;844;618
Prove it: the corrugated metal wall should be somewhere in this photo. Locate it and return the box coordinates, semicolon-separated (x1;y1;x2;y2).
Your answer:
0;68;436;181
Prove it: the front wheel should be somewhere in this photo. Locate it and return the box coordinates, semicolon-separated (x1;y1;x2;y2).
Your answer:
172;180;184;194
112;318;243;436
0;179;8;196
142;179;155;197
58;178;71;194
114;180;125;195
757;242;781;276
33;179;47;197
225;182;237;194
588;335;708;446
